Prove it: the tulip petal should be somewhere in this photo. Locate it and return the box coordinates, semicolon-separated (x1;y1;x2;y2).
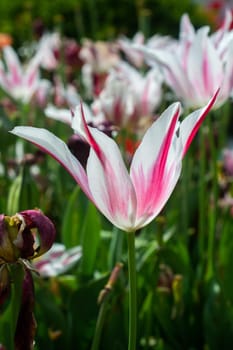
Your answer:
187;29;222;102
45;104;73;125
180;90;219;157
137;46;193;103
19;209;56;257
10;126;92;200
86;131;137;231
179;13;195;41
23;56;40;92
130;102;181;227
72;104;137;230
3;46;23;85
33;243;82;277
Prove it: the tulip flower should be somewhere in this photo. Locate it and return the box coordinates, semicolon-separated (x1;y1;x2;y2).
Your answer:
33;243;82;277
11;91;218;350
118;32;146;68
136;12;233;108
79;39;120;98
11;91;218;233
92;62;163;133
0;46;42;103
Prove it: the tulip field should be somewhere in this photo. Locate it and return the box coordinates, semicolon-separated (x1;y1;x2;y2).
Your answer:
1;1;233;349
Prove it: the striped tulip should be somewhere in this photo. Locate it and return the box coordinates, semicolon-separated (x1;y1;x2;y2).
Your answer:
11;91;218;232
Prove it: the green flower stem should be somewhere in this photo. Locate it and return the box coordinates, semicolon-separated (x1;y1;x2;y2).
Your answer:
108;227;124;270
91;262;123;350
198;130;206;245
91;295;110;350
181;156;189;239
206;116;218;281
127;231;137;350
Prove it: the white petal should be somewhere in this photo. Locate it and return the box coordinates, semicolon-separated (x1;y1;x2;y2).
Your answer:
86;127;137;231
187;29;222;103
10;126;92;200
45;105;73;125
180;90;219;156
130;102;181;226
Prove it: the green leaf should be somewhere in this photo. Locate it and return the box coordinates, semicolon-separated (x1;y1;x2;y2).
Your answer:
217;217;233;302
61;186;88;248
6;169;23;215
0;106;14;149
68;275;108;349
80;202;101;277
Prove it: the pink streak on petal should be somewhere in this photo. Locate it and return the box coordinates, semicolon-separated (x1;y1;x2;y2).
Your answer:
155;107;180;178
86;129;137;231
181;89;219;157
10;65;21;85
26;67;38;87
4;47;22;85
79;103;103;160
202;47;211;93
141;76;151;116
131;103;180;221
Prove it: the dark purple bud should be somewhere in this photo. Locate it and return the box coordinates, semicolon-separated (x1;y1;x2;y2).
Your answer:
93;72;108;97
90;120;116;138
64;40;82;67
32;18;45;39
68;134;90;168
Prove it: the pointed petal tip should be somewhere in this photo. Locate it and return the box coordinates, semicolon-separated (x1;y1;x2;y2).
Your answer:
9;126;24;136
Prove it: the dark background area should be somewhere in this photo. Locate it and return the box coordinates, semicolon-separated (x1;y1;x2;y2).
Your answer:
0;0;213;46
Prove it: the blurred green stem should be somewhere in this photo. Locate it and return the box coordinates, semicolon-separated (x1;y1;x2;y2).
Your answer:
127;231;137;350
198;128;206;273
181;156;189;239
206;116;218;281
90;295;110;350
108;227;124;269
87;0;98;39
91;262;123;350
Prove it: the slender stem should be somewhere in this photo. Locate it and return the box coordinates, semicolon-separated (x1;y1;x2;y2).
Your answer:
91;262;123;350
108;227;124;270
127;232;137;350
181;156;189;239
91;297;110;350
206;117;218;281
198;128;207;276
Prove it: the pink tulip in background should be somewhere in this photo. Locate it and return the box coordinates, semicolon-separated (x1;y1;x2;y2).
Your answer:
11;91;218;232
0;46;42;103
92;61;163;132
136;11;233;108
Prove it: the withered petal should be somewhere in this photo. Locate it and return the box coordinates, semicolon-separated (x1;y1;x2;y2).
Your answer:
19;209;56;257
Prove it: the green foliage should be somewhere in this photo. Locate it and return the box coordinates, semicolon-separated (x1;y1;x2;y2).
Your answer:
0;2;233;349
0;0;209;46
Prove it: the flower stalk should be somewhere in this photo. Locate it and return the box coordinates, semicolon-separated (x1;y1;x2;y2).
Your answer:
91;262;123;350
127;231;137;350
